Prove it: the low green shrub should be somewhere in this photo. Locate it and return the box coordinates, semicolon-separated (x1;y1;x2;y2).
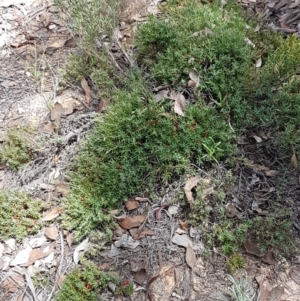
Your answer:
54;262;117;301
0;191;42;240
63;75;234;239
0;127;33;170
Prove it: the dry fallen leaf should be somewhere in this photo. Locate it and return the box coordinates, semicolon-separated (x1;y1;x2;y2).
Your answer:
50;103;65;121
170;91;186;117
64;36;78;47
81;77;92;107
184;177;199;204
124;200;139;211
291;153;298;169
55;182;70;197
256;58;262;68
253;135;262;143
41;207;63;221
7;117;23;128
24;242;55;266
186;246;196;270
43;121;55;133
261;251;276;265
57;274;66;289
44;226;59;240
0;273;25;293
138;230;155;239
179;220;189;231
73;238;89;264
134;269;147;285
265;170;277;177
66;232;72;248
189;71;201;88
155;89;168;102
98;98;109;113
155;205;168;220
202;186;214;199
244;239;265;257
116;215;145;230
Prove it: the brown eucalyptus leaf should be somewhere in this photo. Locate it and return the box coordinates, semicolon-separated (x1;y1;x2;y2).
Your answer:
41;207;63;221
66;232;72;248
134;269;147;285
179;220;189;231
98;98;110;113
174;94;186;116
64;36;78;47
7;117;23;128
50;103;65;121
57;274;66;288
291;153;298;169
81;77;91;107
265;170;277;177
186;246;196;270
184;177;199;204
116;215;145;229
44;226;58;240
24;242;55;266
125;200;139;211
55;182;70;197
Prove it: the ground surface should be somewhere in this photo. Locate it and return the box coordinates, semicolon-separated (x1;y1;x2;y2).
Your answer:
0;0;300;300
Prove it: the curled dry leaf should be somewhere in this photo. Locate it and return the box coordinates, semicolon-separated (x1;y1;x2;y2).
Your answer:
81;77;92;107
66;232;72;248
116;215;145;229
50;103;65;121
73;238;89;264
179;220;189;231
265;170;277;177
256;58;262;68
184;177;199;204
189;71;200;88
186;246;196;270
41;207;63;221
44;226;59;240
124;200;139;211
135;197;150;202
174;94;186;116
291;153;298;169
98;98;110;113
253;135;262;143
25;242;55;266
64;36;78;47
155;89;168;102
155;205;168;220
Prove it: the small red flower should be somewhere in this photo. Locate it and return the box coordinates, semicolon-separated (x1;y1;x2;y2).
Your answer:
86;284;93;291
124;279;130;286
